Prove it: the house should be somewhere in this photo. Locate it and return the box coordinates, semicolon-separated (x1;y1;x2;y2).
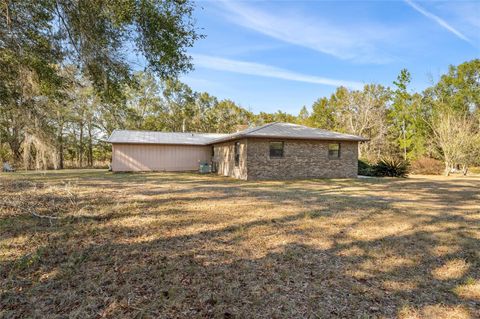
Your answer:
107;130;228;172
107;122;368;179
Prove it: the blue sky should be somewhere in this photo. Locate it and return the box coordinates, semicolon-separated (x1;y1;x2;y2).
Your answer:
179;0;480;114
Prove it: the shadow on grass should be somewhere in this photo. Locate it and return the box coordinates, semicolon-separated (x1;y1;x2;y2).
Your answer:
1;170;479;318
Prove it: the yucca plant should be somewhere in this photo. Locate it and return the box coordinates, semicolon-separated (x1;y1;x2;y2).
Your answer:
373;157;410;177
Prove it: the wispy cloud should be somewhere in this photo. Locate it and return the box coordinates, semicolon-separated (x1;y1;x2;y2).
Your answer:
192;54;363;90
404;0;473;45
215;0;395;64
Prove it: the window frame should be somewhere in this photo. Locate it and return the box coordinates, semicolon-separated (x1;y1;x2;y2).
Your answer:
328;143;341;159
269;141;285;159
234;141;240;166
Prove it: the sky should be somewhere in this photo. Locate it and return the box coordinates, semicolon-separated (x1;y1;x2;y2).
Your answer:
177;0;480;114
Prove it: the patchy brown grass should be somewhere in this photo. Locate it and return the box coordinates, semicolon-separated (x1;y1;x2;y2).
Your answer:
1;170;479;318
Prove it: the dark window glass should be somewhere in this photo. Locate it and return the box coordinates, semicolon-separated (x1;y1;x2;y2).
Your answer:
328;143;340;158
269;141;284;158
234;142;240;166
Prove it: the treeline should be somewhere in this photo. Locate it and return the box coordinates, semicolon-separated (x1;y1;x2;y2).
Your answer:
298;61;480;173
0;0;200;169
0;2;478;174
303;60;480;175
1;60;479;174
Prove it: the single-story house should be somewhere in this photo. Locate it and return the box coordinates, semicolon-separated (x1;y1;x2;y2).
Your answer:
107;122;368;180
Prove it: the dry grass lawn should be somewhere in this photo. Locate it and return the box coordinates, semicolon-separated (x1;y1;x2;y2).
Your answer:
1;170;479;318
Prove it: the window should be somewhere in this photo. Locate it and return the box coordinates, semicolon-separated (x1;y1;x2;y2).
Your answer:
234;142;240;166
328;143;340;158
269;141;284;158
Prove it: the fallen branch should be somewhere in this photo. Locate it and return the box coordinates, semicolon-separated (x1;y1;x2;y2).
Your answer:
0;181;83;226
28;207;60;220
30;208;59;226
1;200;59;226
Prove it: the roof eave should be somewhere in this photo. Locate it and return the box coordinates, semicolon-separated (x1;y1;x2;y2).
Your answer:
207;135;369;144
105;129;118;144
206;134;246;145
108;141;210;146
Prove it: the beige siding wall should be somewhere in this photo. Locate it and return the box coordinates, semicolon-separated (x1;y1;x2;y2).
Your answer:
112;144;212;172
213;139;248;180
246;139;358;180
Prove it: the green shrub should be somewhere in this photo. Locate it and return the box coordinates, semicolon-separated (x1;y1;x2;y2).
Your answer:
358;160;375;176
373;158;410;178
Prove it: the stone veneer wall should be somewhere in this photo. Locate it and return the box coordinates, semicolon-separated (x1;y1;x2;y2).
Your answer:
213;139;248;180
246;138;358;180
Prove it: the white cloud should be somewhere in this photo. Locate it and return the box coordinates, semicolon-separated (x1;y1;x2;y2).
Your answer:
433;1;480;44
215;0;395;64
192;54;364;90
404;0;474;45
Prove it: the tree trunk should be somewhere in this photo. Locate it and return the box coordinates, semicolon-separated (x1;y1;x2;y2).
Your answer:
58;138;64;169
7;125;23;164
402;119;407;160
9;140;22;163
58;122;64;169
87;122;93;167
78;123;84;168
78;114;85;168
444;161;450;176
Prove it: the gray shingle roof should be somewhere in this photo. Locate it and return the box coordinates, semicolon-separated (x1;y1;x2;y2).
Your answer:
207;122;369;144
107;130;229;145
107;123;368;145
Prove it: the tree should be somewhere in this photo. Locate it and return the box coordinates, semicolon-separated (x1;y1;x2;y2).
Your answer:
51;0;202;98
430;110;480;175
425;59;480;174
1;0;201;169
296;106;310;126
458;128;480;175
124;71;164;130
0;1;63;167
433;59;480;114
162;79;196;132
254;110;296;125
309;97;337;130
306;85;391;161
208;100;253;133
389;69;414;160
332;85;391;160
255;112;276;125
407;92;431;159
193;92;219;132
